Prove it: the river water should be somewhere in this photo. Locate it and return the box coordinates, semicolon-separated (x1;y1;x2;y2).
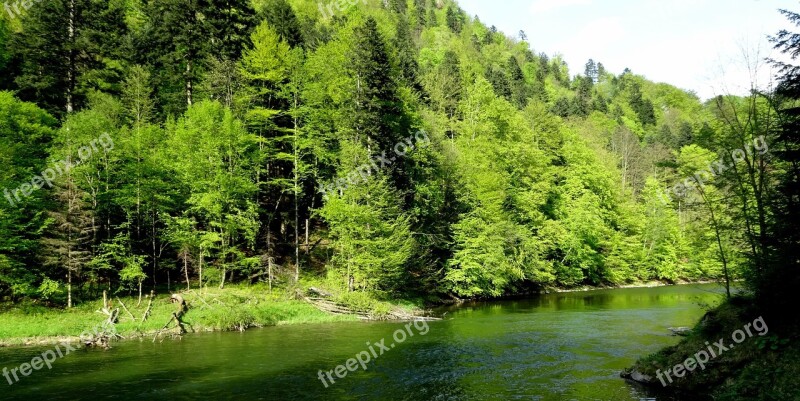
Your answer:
0;284;725;400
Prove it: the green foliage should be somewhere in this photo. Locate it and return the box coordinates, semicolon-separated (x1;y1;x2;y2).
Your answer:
0;0;777;307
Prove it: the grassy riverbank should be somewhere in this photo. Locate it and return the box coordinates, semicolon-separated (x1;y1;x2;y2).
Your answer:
0;280;716;347
625;298;800;400
0;280;438;347
0;284;358;347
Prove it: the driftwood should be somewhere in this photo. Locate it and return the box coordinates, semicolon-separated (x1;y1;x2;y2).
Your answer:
305;297;371;320
116;297;137;321
188;290;212;309
96;291;120;325
668;327;692;336
152;294;192;342
302;292;441;322
308;287;333;298
141;290;155;322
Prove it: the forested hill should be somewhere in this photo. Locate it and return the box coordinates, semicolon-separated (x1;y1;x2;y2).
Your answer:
0;0;750;304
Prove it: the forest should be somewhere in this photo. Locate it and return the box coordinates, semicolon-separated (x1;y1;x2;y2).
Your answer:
0;0;795;316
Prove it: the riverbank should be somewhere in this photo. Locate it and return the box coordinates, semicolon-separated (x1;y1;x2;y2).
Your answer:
623;297;800;400
0;280;719;347
0;285;351;347
0;281;441;347
545;279;720;294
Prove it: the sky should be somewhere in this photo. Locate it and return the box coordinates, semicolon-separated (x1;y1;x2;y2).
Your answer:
456;0;799;100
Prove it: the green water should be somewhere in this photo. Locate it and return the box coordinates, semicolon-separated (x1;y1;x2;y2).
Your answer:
0;284;726;400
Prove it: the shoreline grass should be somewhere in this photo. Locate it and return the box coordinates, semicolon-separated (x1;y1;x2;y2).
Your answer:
0;284;358;347
0;279;722;348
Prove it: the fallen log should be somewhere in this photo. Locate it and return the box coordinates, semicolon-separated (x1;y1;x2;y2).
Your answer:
302;295;441;321
308;287;333;298
116;297;137;321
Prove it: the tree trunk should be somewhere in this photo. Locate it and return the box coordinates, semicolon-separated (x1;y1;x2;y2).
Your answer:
67;269;73;309
697;186;731;299
199;248;203;289
184;252;190;291
66;0;75;114
152;211;158;286
186;60;193;106
294;108;300;283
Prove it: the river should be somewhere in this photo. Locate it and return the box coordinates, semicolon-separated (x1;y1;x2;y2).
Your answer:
0;284;726;400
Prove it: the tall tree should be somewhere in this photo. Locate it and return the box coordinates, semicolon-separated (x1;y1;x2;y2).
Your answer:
260;0;303;48
139;0;211;113
11;0;129;117
0;93;56;300
445;5;463;34
394;17;422;93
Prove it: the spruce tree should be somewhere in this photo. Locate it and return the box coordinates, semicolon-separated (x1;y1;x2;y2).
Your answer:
351;17;406;152
261;0;303;48
11;0;129;118
139;0;212;114
394;18;423;94
446;5;462;34
206;0;258;60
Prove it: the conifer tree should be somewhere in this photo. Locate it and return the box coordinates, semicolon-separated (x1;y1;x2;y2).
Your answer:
11;0;129;117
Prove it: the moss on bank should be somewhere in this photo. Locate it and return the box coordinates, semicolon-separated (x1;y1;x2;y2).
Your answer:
627;297;800;400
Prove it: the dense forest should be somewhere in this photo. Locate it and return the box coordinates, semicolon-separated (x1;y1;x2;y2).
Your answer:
0;0;793;310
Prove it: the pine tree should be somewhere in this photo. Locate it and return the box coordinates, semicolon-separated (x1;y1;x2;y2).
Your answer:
413;0;427;34
351;17;407;152
507;56;529;108
584;59;598;83
425;50;462;123
11;0;129;118
427;3;437;27
394;17;422;93
260;0;303;48
139;0;211;114
42;154;94;308
446;5;463;34
205;0;257;60
630;82;656;126
350;17;412;193
389;0;407;14
486;65;511;100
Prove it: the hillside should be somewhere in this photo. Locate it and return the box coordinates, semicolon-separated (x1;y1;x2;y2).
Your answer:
0;0;747;304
